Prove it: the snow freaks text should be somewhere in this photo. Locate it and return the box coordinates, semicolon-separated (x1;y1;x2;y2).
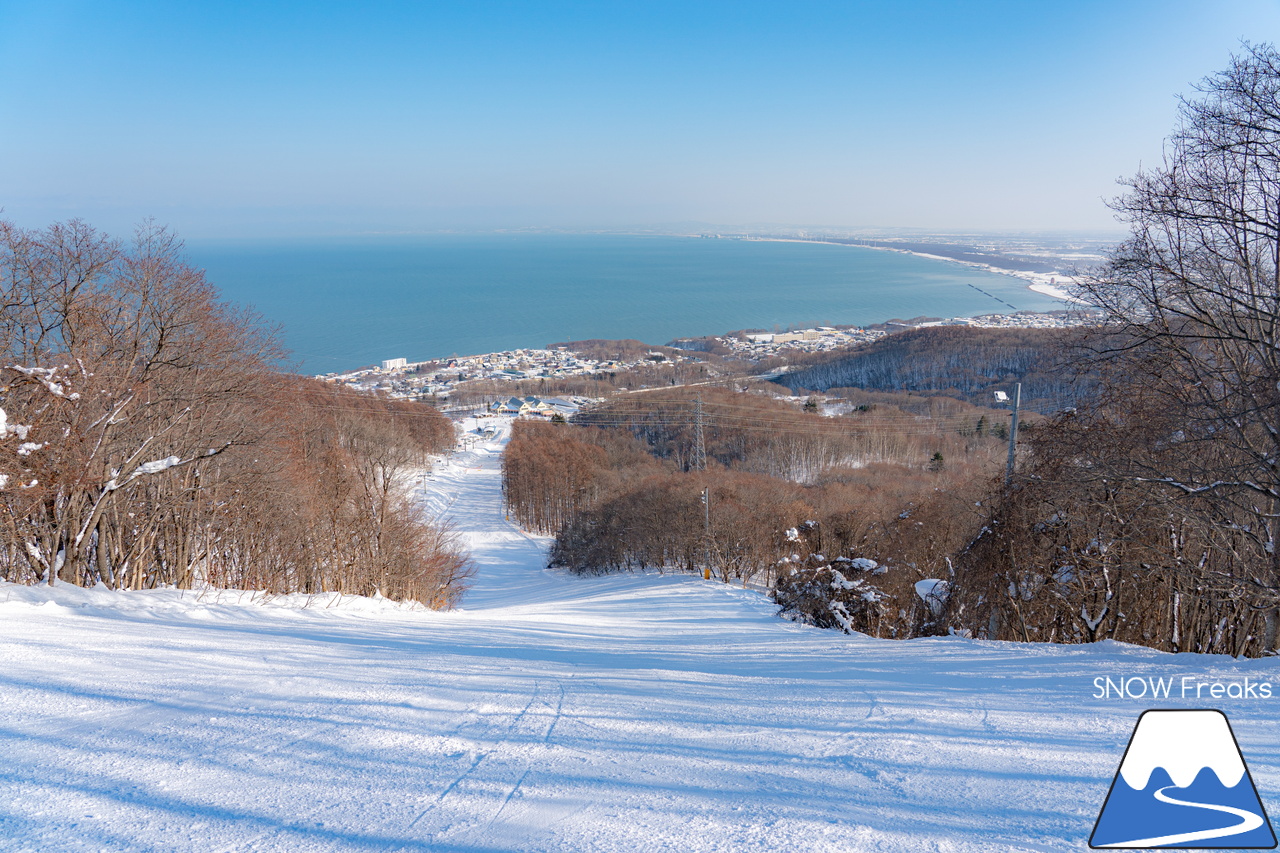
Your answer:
1093;676;1274;701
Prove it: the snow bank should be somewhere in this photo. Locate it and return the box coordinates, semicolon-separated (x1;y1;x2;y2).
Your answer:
0;580;435;618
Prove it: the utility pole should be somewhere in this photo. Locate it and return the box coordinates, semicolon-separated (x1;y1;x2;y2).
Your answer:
1004;382;1021;486
691;394;710;578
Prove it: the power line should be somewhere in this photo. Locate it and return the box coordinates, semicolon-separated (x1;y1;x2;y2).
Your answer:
691;396;707;471
574;410;1009;432
284;387;1034;443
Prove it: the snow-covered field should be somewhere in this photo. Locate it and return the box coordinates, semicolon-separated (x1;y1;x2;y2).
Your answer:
2;420;1278;852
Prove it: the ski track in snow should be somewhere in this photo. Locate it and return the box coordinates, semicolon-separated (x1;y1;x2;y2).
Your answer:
1;417;1279;852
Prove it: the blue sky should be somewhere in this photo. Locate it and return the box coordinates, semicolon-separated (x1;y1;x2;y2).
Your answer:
2;0;1278;238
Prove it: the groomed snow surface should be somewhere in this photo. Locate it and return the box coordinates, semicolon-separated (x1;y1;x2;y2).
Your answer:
2;419;1278;852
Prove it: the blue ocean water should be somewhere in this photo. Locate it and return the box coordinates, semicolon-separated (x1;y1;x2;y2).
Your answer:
187;234;1067;374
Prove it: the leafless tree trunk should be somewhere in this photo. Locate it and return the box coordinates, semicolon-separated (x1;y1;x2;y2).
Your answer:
1072;44;1280;653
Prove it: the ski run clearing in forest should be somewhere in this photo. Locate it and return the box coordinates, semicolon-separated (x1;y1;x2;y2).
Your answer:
1;418;1278;852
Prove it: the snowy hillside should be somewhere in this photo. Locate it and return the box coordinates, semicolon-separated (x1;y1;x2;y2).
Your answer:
2;420;1278;852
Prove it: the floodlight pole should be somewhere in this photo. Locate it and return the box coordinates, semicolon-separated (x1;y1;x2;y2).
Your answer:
1004;382;1021;486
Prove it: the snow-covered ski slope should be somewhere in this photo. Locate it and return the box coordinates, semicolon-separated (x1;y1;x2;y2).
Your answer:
2;420;1278;852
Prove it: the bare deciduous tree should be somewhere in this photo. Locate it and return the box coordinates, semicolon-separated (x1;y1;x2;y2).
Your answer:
0;219;281;586
1075;43;1280;650
0;220;470;608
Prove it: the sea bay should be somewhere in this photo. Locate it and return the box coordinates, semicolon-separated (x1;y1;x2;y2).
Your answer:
188;234;1066;374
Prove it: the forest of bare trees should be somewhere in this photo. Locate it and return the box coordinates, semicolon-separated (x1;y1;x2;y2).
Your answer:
503;46;1280;657
0;219;469;606
777;325;1098;412
503;389;1008;637
14;45;1280;656
949;43;1280;657
950;407;1273;655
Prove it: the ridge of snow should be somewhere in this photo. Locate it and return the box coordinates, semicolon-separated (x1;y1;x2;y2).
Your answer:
136;455;181;474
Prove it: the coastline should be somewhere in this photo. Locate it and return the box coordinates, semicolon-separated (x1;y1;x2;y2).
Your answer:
736;235;1086;304
321;238;1096;384
330;307;1093;395
206;234;1083;375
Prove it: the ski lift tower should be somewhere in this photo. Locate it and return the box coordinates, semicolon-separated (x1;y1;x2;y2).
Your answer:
996;384;1021;485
